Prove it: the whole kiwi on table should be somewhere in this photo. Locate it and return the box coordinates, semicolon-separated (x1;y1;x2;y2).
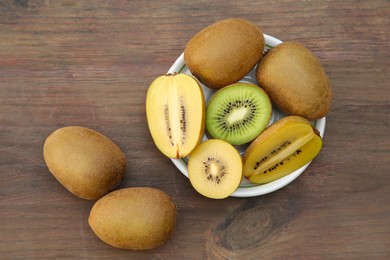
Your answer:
42;17;333;251
43;126;127;200
43;126;177;250
89;187;177;250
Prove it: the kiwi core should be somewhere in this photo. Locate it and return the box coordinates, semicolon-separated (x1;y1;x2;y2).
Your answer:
204;158;226;184
227;107;248;124
209;162;219;176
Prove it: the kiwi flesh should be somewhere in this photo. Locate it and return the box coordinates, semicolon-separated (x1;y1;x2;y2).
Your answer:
206;83;272;145
256;41;332;120
188;139;243;199
146;73;205;158
243;116;322;184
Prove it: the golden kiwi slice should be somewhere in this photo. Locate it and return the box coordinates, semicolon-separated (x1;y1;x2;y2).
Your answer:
243;116;322;184
146;73;205;158
188;139;242;199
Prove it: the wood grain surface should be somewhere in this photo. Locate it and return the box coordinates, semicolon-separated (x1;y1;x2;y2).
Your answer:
1;0;389;259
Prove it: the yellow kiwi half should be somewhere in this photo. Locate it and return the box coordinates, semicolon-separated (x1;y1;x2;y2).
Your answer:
244;116;322;184
188;139;242;199
146;73;205;158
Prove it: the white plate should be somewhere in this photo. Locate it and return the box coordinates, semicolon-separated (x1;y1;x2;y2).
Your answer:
168;34;326;197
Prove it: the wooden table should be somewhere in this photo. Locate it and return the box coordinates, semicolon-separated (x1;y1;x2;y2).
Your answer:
1;0;389;258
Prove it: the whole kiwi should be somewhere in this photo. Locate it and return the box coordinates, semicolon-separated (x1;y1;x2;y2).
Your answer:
88;187;177;250
256;41;332;120
184;18;264;89
43;126;126;200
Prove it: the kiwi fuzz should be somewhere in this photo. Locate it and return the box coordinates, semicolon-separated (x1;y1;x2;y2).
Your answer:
88;187;177;250
256;41;332;120
43;126;126;200
184;18;264;89
206;83;272;145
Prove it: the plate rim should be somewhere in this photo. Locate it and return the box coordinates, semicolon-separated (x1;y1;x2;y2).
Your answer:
167;34;326;197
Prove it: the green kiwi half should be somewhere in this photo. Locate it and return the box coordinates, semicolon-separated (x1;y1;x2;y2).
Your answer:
206;83;272;145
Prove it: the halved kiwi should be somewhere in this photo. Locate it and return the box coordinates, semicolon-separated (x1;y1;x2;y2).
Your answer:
146;73;205;158
188;139;242;199
243;116;323;184
205;83;272;145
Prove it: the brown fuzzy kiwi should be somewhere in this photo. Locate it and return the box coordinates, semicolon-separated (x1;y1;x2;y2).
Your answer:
88;187;177;250
185;18;264;89
43;126;126;200
256;41;332;120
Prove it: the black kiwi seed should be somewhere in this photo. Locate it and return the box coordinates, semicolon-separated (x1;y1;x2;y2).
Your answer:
179;99;187;144
254;147;304;172
253;141;292;169
164;104;174;146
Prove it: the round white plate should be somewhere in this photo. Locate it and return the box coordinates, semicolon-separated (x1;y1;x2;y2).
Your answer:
168;34;326;197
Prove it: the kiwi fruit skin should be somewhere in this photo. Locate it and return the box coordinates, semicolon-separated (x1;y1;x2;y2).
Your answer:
88;187;177;250
146;73;205;159
184;18;264;89
188;139;243;199
244;116;322;184
206;82;272;145
43;126;126;200
256;41;332;120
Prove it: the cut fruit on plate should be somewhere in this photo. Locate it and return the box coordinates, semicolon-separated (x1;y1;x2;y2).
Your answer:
168;34;326;197
146;73;205;159
188;139;242;199
243;116;323;184
206;82;272;146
